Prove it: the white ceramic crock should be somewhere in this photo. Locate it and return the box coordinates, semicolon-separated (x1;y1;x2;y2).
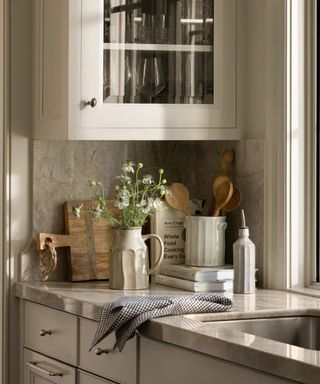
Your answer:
184;216;227;267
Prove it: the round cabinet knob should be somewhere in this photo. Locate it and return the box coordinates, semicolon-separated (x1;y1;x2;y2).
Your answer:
85;98;97;108
39;329;52;336
95;348;109;356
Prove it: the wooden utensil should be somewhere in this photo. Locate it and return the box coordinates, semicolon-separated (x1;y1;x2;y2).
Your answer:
165;183;190;215
36;200;119;281
222;185;242;214
212;176;234;216
218;148;234;175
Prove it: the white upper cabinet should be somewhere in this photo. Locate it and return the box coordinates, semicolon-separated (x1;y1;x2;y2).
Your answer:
33;0;238;140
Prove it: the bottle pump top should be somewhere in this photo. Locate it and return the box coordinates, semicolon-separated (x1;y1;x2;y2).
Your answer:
239;209;249;237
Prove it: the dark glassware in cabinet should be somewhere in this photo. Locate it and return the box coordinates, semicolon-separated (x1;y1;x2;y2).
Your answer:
103;0;215;105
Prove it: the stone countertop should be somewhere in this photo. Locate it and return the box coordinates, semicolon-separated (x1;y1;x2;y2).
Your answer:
15;281;193;321
16;282;320;384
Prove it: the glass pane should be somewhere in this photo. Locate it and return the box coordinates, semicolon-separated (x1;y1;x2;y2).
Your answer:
103;0;214;104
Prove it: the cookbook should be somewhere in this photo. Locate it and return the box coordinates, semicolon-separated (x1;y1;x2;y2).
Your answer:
150;202;186;267
155;274;233;293
160;263;234;282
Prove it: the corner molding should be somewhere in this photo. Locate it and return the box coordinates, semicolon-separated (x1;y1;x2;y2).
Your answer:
263;0;288;289
1;0;11;382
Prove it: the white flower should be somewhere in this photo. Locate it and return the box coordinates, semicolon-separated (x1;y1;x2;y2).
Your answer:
142;206;151;214
117;174;132;183
114;187;131;209
114;197;129;209
136;199;147;208
122;161;135;173
117;188;130;199
142;174;153;185
140;197;162;214
159;185;168;196
92;205;103;219
72;204;83;219
160;184;166;191
153;198;162;210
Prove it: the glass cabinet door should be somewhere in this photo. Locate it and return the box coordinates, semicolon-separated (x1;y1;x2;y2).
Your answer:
75;0;236;138
103;0;215;105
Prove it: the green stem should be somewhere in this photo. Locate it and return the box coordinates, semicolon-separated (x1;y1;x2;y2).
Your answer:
134;166;141;205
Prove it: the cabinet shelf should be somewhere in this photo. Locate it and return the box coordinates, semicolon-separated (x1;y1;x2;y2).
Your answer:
104;43;213;53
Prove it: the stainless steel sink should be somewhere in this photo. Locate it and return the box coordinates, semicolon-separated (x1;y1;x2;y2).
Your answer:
203;316;320;350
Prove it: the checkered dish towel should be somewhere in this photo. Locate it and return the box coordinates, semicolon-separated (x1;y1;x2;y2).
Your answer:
90;293;233;352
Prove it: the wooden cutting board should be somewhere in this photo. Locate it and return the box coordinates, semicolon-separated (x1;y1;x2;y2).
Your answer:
36;200;119;281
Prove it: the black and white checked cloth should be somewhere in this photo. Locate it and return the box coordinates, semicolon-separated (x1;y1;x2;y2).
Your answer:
90;293;233;352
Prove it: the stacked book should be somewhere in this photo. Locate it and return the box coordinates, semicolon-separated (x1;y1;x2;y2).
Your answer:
155;264;234;293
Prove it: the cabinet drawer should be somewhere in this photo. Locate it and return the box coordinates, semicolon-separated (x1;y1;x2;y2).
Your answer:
24;301;78;365
79;318;136;384
24;348;76;384
78;370;115;384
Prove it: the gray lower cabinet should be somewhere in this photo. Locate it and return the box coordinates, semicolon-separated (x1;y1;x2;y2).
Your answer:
21;299;299;384
139;336;296;384
79;318;136;384
22;300;136;384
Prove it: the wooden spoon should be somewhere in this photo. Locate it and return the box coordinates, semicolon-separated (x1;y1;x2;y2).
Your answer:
212;176;233;216
222;185;242;214
165;183;190;215
219;148;234;175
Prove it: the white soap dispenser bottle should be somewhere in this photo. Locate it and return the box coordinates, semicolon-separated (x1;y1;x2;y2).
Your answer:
233;210;256;294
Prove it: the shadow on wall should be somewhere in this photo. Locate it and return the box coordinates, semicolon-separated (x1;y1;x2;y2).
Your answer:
21;140;264;286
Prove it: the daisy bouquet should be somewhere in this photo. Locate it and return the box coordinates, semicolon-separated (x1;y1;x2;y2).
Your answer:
73;161;167;229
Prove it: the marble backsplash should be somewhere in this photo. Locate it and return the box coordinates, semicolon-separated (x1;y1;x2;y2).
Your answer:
21;140;264;285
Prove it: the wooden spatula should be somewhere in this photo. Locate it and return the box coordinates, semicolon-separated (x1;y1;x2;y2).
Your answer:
218;148;234;176
212;176;233;216
165;183;190;215
222;185;242;214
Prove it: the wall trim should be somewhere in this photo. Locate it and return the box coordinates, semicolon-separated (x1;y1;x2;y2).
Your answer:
287;0;317;289
0;0;11;382
303;0;317;286
263;0;288;289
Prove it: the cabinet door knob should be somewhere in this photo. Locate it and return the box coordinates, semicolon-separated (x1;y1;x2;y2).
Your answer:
85;98;97;108
39;329;52;336
95;347;110;356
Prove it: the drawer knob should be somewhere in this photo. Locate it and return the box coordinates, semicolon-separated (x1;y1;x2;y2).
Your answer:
95;347;110;356
39;329;52;336
85;97;97;108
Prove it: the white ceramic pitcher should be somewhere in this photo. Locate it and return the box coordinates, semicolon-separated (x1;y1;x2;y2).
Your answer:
110;227;164;290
